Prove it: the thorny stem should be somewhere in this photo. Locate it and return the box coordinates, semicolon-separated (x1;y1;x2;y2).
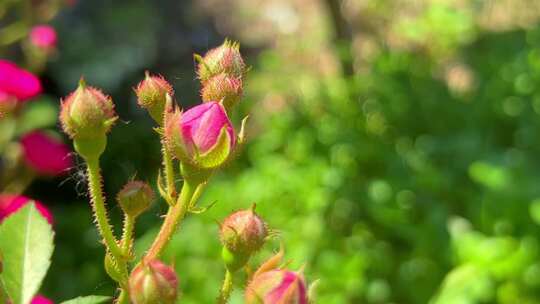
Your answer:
85;157;125;265
121;215;135;258
161;135;177;200
144;179;197;261
217;269;234;304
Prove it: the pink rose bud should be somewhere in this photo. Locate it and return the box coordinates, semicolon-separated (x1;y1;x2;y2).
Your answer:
20;131;73;176
31;295;54;304
29;25;58;50
201;73;243;110
129;259;179;304
0;194;53;225
0;60;42;102
135;72;174;124
221;208;267;255
245;270;308;304
164;101;235;169
196;40;246;83
117;181;154;218
60;78;117;140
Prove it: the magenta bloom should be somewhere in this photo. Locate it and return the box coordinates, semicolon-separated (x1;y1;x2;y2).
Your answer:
0;195;53;225
31;295;54;304
246;270;308;304
30;25;58;49
165;101;235;169
20;131;73;176
0;60;42;102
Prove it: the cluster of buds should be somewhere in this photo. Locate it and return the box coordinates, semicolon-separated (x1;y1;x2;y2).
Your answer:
196;39;246;111
55;39;311;303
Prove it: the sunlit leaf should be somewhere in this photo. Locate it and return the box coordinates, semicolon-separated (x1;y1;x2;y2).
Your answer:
0;203;54;304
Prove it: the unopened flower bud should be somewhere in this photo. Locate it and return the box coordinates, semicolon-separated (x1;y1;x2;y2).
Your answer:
201;73;243;110
129;259;179;304
29;25;57;50
220;208;267;255
60;79;117;139
60;79;117;159
245;270;308;304
117;181;154;218
196;40;246;83
164;102;235;170
135;72;173;124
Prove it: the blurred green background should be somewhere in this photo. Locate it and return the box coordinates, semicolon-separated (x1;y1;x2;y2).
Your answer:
4;0;540;303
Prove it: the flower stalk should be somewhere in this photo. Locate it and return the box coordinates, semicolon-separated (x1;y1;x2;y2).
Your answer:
144;178;198;261
217;269;234;304
85;157;124;263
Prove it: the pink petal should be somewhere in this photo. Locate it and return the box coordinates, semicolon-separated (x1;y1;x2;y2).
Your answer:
180;102;234;153
20;131;73;176
31;295;54;304
30;25;58;49
266;271;307;304
0;60;42;101
0;195;53;225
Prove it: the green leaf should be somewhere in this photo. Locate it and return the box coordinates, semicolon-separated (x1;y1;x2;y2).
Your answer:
15;98;59;135
0;203;54;304
60;295;111;304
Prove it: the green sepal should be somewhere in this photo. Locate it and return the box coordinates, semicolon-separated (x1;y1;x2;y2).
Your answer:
222;246;250;273
238;115;249;145
74;135;107;161
104;252;125;283
189;200;217;214
157;170;174;206
195;126;232;169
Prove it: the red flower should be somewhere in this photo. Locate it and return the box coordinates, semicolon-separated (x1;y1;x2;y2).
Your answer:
20;131;73;176
0;60;42;102
0;195;53;225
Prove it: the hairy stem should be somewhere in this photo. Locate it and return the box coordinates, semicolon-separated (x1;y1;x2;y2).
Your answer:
85;157;124;262
217;269;234;304
121;215;135;258
161;135;177;200
144;179;197;261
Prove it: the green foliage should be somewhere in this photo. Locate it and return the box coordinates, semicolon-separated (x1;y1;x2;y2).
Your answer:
15;98;59;136
0;203;54;304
